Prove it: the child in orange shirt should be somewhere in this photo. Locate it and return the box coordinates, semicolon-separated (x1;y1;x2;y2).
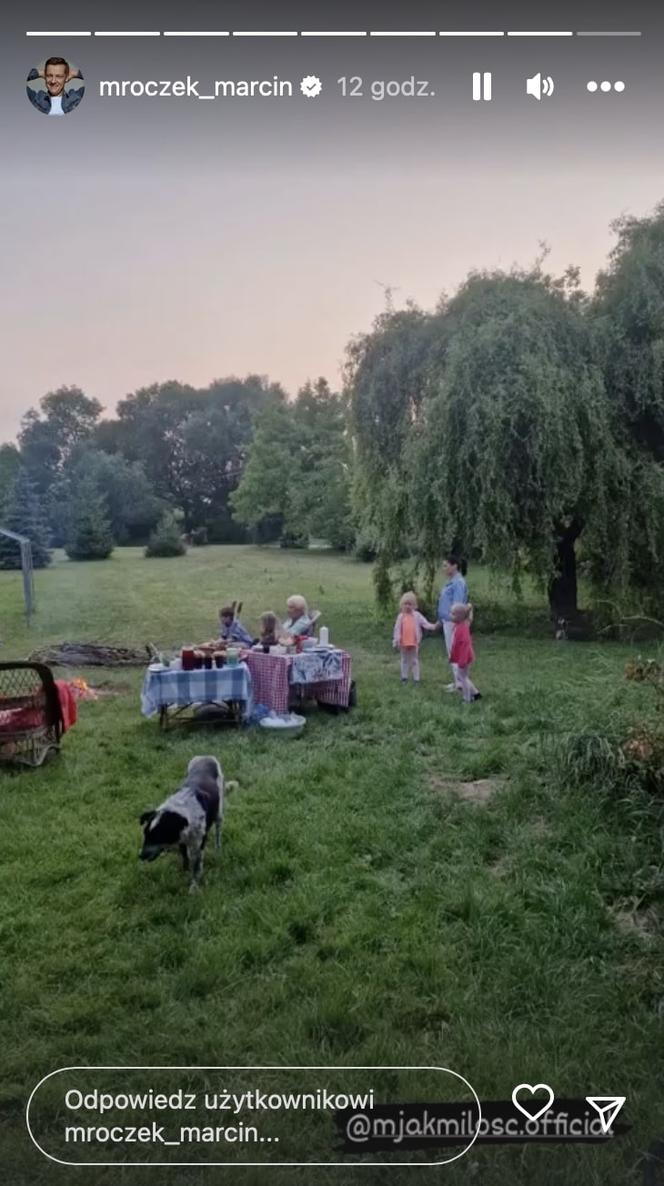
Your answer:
392;591;438;684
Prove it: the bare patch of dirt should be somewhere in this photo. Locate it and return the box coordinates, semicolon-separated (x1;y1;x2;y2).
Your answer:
428;775;505;804
613;906;660;940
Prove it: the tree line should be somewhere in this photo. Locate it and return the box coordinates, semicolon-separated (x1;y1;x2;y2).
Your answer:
0;375;352;566
1;201;664;619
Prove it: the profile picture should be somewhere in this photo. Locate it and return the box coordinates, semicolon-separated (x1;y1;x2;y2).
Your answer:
26;57;84;116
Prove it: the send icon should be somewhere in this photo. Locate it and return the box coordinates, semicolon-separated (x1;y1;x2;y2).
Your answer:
585;1097;626;1134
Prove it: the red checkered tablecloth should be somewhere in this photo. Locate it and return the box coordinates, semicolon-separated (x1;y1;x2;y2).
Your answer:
243;652;291;713
244;650;352;713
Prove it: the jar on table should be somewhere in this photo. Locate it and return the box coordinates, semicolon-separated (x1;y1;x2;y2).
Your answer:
181;647;195;671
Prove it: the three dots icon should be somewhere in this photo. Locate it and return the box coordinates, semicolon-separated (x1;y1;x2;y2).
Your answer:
587;80;626;93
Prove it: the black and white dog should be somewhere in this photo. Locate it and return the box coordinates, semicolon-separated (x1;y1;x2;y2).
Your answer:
139;756;233;889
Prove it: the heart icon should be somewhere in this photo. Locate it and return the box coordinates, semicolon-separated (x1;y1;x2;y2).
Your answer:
512;1082;555;1122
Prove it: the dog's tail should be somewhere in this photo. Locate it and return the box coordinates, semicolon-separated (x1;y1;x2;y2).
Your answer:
225;780;239;794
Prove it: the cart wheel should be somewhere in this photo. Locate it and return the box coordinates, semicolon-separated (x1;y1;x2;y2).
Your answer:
348;680;357;708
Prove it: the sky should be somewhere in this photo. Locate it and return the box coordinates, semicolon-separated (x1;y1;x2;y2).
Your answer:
1;0;663;440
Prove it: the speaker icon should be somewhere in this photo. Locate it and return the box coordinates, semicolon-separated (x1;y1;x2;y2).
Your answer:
526;72;555;100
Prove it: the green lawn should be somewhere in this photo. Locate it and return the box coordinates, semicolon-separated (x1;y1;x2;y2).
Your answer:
1;547;662;1186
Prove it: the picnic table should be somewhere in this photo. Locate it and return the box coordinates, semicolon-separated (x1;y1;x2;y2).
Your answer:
141;661;252;729
244;648;352;714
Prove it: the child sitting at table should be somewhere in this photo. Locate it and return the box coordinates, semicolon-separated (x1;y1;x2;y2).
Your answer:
281;595;313;641
257;611;279;649
218;604;253;648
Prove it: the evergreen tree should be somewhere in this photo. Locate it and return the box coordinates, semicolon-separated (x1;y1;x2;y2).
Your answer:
0;444;21;514
144;511;187;558
65;476;114;561
0;468;52;570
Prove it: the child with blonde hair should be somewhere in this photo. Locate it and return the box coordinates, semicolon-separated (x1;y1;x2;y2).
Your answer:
392;591;437;684
449;602;481;702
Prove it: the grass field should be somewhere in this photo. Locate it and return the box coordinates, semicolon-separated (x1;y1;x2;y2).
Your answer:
1;546;663;1186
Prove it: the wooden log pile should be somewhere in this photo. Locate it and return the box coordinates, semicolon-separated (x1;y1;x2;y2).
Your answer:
28;642;155;667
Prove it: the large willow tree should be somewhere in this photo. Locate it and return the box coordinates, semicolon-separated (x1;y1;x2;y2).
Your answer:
591;203;664;603
350;269;639;618
412;271;622;617
347;305;443;591
595;202;664;462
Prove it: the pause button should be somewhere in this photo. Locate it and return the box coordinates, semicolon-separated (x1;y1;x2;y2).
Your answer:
473;72;492;101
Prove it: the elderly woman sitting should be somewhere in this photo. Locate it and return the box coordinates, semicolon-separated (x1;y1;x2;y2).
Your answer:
281;595;313;642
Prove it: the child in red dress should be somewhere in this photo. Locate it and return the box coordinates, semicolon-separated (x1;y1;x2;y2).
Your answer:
392;591;438;684
449;602;481;702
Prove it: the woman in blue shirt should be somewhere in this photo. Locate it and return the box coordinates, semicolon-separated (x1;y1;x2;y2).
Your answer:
437;554;469;692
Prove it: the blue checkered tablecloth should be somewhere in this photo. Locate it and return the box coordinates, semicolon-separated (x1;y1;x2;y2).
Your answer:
141;662;252;720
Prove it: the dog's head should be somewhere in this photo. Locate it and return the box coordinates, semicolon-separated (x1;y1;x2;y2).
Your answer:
187;755;222;785
139;808;188;861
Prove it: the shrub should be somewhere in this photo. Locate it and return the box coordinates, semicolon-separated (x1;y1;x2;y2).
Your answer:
622;658;664;795
553;658;664;800
65;477;114;561
145;513;187;558
279;532;307;549
622;726;664;796
354;533;377;563
554;732;629;793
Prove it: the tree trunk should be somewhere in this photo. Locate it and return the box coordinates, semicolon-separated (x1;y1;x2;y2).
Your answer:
548;518;582;621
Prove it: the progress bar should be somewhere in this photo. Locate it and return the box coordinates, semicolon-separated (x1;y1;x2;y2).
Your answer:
163;31;230;38
25;29;643;38
94;31;161;37
507;30;574;37
301;31;368;37
576;31;643;37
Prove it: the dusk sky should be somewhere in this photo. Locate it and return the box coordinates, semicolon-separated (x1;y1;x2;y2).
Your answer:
2;0;663;440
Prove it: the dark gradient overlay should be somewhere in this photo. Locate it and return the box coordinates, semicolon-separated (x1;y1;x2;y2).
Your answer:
1;0;663;431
